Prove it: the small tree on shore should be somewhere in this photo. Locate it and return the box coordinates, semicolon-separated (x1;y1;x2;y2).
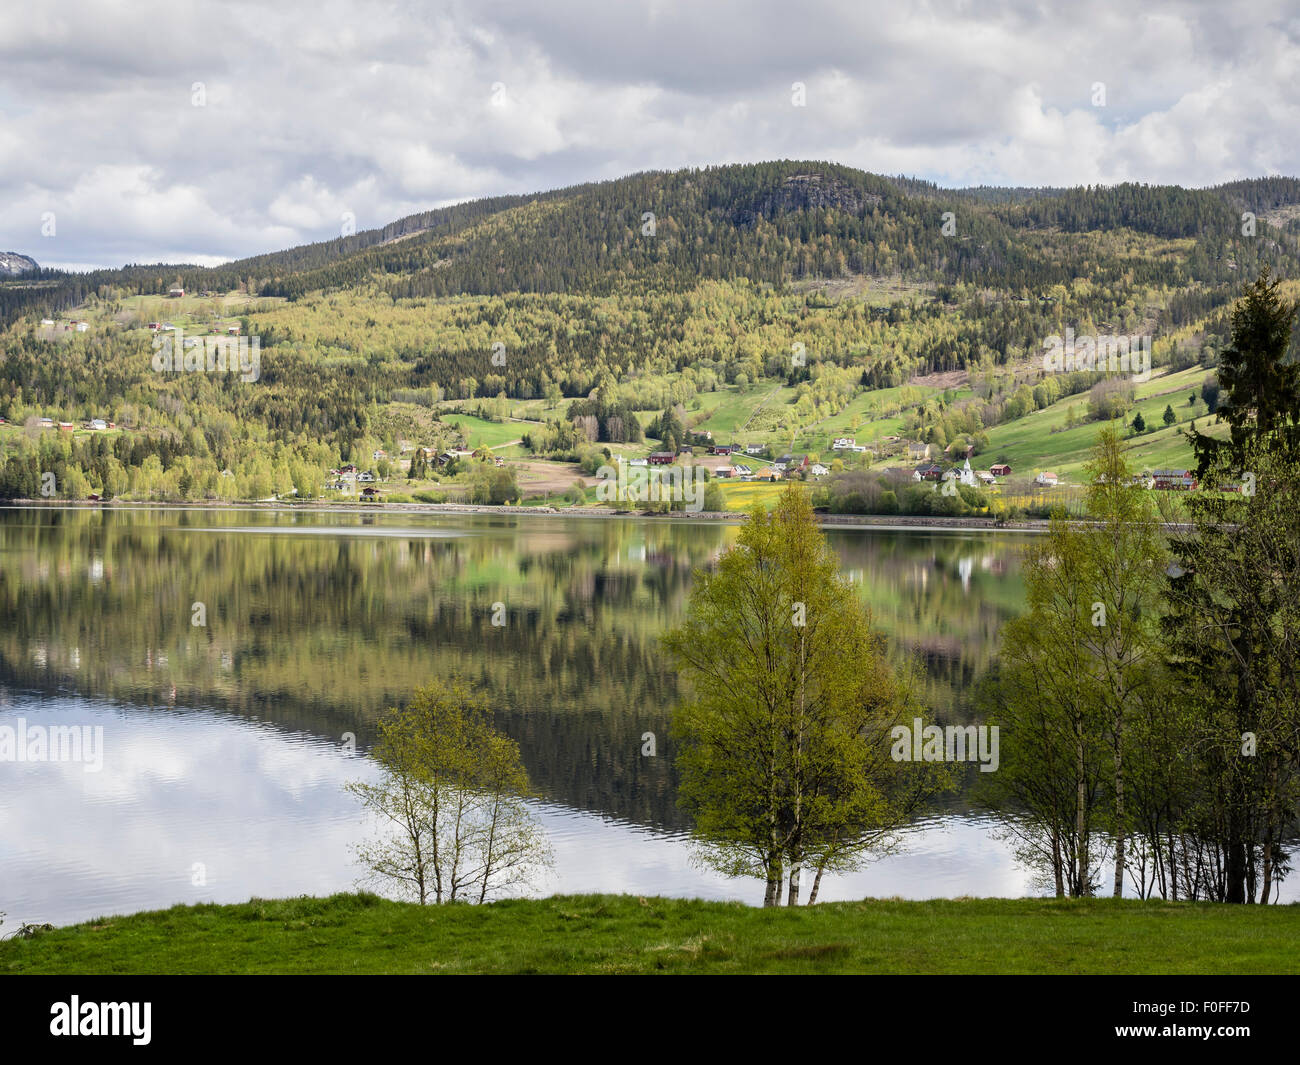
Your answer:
347;681;552;904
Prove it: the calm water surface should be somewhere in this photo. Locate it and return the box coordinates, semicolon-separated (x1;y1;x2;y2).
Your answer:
0;506;1241;927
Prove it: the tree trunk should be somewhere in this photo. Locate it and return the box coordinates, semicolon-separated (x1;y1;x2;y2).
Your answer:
1112;716;1125;898
1076;717;1089;896
764;857;782;907
808;862;826;905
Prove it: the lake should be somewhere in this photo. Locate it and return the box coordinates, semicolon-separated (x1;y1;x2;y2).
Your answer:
0;506;1249;926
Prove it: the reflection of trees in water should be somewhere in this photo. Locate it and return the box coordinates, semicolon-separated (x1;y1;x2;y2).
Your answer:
0;510;1028;827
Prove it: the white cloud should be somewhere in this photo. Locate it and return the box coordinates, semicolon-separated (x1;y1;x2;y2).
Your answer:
0;0;1297;267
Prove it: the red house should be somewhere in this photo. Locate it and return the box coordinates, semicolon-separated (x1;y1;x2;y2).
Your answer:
648;452;675;465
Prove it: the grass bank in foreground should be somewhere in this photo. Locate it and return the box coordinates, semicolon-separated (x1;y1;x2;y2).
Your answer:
4;894;1298;974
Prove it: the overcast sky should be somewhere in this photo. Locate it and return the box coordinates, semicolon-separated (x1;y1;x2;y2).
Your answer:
3;0;1298;269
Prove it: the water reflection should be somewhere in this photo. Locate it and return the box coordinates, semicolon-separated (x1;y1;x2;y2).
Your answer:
0;692;1042;928
0;508;1062;924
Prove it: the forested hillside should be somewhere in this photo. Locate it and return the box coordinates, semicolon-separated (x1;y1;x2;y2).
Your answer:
2;161;1299;505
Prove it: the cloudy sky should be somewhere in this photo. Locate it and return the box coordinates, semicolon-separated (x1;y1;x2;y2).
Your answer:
3;0;1298;269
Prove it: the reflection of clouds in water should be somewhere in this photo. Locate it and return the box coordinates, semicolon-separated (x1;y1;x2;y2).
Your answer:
533;807;1035;904
3;693;1294;929
0;696;381;928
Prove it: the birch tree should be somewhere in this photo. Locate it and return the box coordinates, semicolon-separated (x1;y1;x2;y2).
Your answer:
664;485;943;906
347;681;552;904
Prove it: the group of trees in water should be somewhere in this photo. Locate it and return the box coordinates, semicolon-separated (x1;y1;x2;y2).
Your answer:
984;271;1300;902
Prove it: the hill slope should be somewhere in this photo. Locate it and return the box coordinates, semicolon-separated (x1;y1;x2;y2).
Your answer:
2;161;1299;504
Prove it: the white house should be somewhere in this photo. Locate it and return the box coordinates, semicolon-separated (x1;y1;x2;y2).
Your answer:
832;437;855;451
1035;471;1059;486
810;463;830;478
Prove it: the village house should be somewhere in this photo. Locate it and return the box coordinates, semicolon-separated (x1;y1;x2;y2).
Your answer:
809;463;830;478
168;286;185;298
710;444;736;456
1152;468;1197;491
990;463;1012;477
744;443;766;455
976;470;997;486
648;452;675;465
1035;471;1059;486
906;441;932;461
914;461;945;482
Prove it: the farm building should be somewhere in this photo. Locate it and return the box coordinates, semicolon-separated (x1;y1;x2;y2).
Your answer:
1152;469;1197;490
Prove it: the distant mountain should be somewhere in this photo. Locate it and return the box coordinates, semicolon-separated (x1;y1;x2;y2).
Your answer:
0;252;37;276
5;163;1300;320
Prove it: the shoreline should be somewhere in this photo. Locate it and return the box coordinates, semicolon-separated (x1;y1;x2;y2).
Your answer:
0;498;1197;533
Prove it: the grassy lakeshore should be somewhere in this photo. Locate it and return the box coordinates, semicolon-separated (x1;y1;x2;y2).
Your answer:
3;893;1298;975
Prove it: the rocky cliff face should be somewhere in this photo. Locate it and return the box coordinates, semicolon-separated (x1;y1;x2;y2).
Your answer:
0;252;38;275
733;173;882;226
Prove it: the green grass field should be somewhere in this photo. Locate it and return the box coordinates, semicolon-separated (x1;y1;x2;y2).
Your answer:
3;893;1296;975
442;414;528;450
977;366;1224;481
